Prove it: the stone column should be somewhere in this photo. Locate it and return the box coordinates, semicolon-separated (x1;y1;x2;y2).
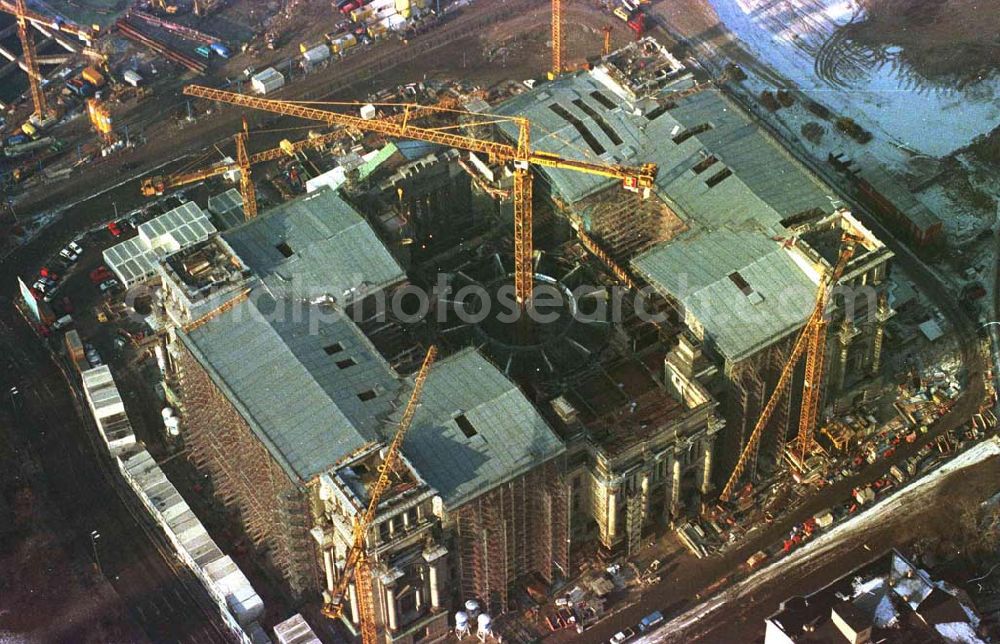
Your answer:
670;456;682;518
385;586;399;632
348;582;360;624
323;549;335;593
640;472;650;525
428;564;441;609
701;440;713;495
606;485;618;543
423;546;448;610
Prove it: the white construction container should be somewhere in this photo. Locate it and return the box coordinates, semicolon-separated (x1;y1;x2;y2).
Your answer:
360;103;377;120
273;614;321;644
302;44;330;65
205;556;265;626
251;67;285;95
123;69;143;87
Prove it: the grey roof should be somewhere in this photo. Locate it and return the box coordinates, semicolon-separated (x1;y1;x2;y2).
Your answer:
495;73;834;226
224;187;405;304
403;349;565;508
182;296;398;481
182;190;561;495
496;71;839;362
185;306;565;498
207;188;246;230
854;154;941;232
208;188;243;215
632;225;818;362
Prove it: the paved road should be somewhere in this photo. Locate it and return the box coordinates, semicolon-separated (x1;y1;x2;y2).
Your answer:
652;441;1000;643
0;303;234;643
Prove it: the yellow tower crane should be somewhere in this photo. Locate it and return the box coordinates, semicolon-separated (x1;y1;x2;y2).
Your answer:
549;0;562;80
0;0;95;121
719;231;865;502
140;99;461;220
13;0;45;121
322;345;438;644
181;84;658;310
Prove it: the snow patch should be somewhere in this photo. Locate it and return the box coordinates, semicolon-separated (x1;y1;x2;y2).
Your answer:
851;575;884;598
707;0;1000;157
935;622;986;643
873;594;898;628
0;633;31;644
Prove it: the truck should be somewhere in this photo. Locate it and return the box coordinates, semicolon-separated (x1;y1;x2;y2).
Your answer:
65;328;85;361
65;77;95;97
81;66;106;88
638;611;664;632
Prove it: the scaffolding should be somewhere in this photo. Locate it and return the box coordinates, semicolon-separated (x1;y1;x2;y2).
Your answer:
624;488;643;557
453;461;568;614
172;341;320;597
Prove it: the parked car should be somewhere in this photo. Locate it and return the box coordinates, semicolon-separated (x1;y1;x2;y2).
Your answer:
107;221;122;237
68;240;83;255
611;627;636;643
59;247;79;262
85;344;102;366
99;279;121;294
51;315;72;331
89;266;113;284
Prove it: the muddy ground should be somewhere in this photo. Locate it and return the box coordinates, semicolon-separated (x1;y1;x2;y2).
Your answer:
848;0;1000;82
8;1;629;219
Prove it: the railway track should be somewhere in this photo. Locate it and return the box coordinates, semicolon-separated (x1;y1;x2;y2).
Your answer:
115;19;207;74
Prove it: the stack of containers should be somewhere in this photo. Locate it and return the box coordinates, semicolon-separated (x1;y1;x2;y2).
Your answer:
273;614;321;644
117;449;265;639
204;556;266;626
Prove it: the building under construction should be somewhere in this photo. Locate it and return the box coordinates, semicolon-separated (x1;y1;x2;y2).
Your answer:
492;38;893;486
150;38;895;643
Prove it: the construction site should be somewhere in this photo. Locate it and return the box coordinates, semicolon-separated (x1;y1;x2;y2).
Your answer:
85;32;977;643
3;0;1000;643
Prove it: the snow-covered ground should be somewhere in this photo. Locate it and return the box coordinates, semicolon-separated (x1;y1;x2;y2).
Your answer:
707;0;1000;158
639;436;1000;643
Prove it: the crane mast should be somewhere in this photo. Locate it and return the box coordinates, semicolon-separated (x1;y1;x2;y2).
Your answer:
2;0;95;121
550;0;562;79
15;0;46;121
719;232;864;502
322;346;438;644
182;84;658;310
